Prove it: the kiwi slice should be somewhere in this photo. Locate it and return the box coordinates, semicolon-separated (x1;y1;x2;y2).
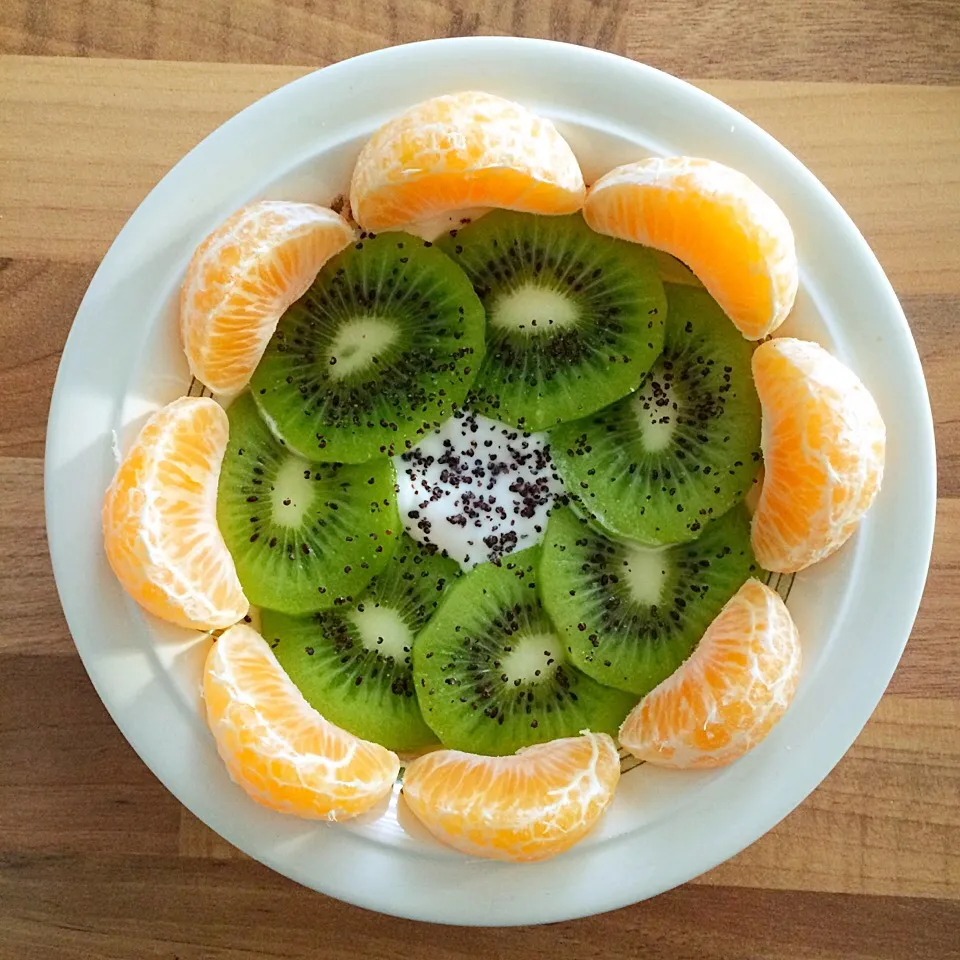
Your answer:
249;232;486;463
260;535;459;751
217;392;400;614
413;547;636;756
551;284;761;544
539;504;759;695
437;211;666;431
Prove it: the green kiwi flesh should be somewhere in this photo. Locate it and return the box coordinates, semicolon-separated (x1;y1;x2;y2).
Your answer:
551;283;761;544
260;535;460;751
539;504;760;695
250;231;486;463
217;392;400;615
437;211;666;431
413;547;636;756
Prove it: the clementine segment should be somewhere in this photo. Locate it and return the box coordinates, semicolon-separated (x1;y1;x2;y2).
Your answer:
751;338;886;573
102;397;248;631
620;579;800;769
180;201;354;396
401;732;620;862
584;157;798;340
203;623;400;820
349;91;585;232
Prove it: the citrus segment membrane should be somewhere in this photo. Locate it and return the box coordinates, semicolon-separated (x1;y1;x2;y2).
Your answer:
350;91;585;232
584;157;797;340
181;202;354;396
203;623;400;820
102;396;248;631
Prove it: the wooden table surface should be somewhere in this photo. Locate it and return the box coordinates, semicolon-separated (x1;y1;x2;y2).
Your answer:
1;2;959;957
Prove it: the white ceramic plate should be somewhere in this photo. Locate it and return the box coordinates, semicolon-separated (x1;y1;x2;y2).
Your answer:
45;37;936;925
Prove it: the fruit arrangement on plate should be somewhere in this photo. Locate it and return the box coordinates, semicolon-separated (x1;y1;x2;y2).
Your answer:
102;91;886;864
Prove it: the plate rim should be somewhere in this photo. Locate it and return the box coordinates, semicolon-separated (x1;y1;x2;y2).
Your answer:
44;36;937;926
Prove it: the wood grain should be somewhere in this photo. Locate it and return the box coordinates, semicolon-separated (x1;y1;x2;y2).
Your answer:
1;860;959;960
2;0;959;84
3;58;959;298
2;854;957;960
0;11;959;958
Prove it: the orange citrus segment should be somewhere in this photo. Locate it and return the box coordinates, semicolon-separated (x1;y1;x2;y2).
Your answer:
349;91;585;232
102;397;248;631
203;623;400;820
584;157;798;340
620;579;800;769
401;732;619;862
751;338;886;573
180;201;354;396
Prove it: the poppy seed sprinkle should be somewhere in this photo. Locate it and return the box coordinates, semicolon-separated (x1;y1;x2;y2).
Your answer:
395;410;563;568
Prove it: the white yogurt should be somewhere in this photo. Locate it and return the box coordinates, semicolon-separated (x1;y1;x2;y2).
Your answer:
394;410;565;569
